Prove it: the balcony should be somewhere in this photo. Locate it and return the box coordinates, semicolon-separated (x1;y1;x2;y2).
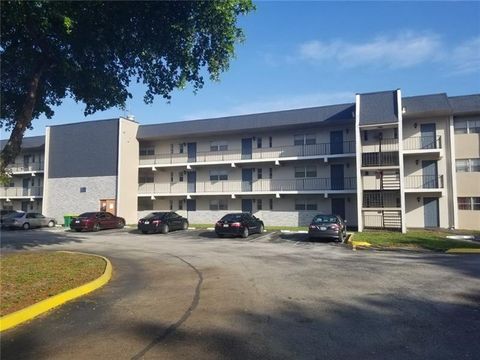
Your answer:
362;152;399;168
361;138;399;153
403;136;441;151
138;177;357;195
363;190;400;208
6;162;44;173
0;186;43;198
404;175;443;192
139;141;356;167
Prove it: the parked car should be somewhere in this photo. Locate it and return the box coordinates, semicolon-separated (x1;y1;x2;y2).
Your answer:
0;209;19;224
2;212;56;230
307;214;347;242
138;212;188;234
215;213;264;238
70;212;125;232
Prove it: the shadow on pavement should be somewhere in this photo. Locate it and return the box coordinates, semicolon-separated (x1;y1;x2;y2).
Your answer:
0;228;85;250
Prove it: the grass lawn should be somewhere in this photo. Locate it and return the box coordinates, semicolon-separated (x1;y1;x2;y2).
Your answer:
0;252;106;316
353;230;480;251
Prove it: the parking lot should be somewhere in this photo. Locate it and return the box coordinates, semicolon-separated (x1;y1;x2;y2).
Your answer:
1;227;479;360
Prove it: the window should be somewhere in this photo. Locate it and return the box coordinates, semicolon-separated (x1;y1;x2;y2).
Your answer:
269;198;273;210
31;178;34;186
209;199;228;210
257;168;263;179
458;197;480;210
295;166;317;178
170;172;174;183
179;144;185;154
454;117;480;134
178;172;184;182
138;198;153;211
257;199;263;210
139;176;154;183
269;168;273;179
257;137;262;148
269;136;273;148
139;147;154;156
80;187;87;193
363;130;368;141
294;134;316;146
456;159;480;172
210;141;228;152
210;170;228;181
178;200;183;210
295;199;317;211
169;200;173;210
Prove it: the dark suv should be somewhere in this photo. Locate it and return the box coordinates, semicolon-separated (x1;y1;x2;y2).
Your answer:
307;214;347;242
215;213;264;238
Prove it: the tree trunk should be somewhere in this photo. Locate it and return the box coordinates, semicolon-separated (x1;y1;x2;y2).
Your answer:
0;61;46;175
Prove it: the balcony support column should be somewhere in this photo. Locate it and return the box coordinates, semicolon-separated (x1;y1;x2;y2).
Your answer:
397;89;407;233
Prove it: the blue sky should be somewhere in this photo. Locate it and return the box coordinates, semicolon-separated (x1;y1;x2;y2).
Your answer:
3;1;480;138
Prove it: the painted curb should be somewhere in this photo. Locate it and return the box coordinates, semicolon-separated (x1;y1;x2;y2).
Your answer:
0;251;112;332
352;241;372;248
446;248;480;254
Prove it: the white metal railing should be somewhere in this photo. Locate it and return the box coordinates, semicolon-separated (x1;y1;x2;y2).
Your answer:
139;141;356;166
403;136;441;151
404;175;443;189
0;186;43;197
5;162;44;172
138;177;357;194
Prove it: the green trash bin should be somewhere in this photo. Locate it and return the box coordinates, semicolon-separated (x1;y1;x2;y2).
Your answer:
63;214;78;228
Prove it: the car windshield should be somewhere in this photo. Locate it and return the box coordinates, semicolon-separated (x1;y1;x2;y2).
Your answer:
78;212;97;218
221;214;243;222
312;215;337;224
143;212;167;220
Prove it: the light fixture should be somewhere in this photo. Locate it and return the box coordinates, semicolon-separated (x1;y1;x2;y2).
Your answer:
402;106;406;114
417;197;421;202
414;123;417;129
415;159;419;165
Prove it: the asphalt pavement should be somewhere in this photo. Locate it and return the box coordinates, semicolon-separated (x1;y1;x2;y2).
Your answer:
1;227;479;360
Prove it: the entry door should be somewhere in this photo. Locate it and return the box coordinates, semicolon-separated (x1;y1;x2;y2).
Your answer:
242;138;253;160
331;198;346;220
330;164;344;190
22;178;30;196
423;197;439;227
187;142;197;162
187;199;196;211
187;171;196;193
420;123;436;149
100;199;116;215
422;160;438;188
242;168;253;192
242;199;253;213
21;201;29;212
330;130;344;155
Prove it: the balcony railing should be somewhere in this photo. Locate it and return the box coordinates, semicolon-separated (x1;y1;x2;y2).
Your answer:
363;190;400;208
362;152;399;167
6;163;44;172
403;136;441;151
404;175;443;189
139;141;356;166
0;186;43;197
361;138;399;152
138;177;357;194
363;210;402;229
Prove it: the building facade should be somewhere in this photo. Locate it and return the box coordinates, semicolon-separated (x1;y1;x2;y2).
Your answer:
1;89;479;231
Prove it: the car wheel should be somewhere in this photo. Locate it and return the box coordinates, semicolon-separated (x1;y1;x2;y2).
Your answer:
241;227;249;238
117;220;125;229
22;223;30;230
141;230;148;234
93;223;100;232
75;229;82;232
161;224;169;234
182;221;188;230
48;220;55;228
258;224;264;234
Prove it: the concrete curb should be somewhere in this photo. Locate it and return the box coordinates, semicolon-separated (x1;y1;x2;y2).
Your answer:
446;248;480;254
0;251;112;332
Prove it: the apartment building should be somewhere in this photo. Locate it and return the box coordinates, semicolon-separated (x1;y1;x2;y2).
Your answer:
1;89;479;231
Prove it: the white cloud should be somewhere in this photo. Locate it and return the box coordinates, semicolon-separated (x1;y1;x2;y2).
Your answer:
298;31;442;69
451;36;480;74
182;91;354;120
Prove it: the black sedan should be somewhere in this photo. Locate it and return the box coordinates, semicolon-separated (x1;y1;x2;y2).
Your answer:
138;212;188;234
307;214;347;242
215;213;264;238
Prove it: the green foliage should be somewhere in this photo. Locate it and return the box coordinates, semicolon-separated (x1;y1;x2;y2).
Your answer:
0;0;254;129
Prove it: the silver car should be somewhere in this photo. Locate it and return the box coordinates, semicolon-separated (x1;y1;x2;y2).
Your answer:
2;212;56;230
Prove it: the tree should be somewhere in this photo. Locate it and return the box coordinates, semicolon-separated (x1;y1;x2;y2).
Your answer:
0;0;254;174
